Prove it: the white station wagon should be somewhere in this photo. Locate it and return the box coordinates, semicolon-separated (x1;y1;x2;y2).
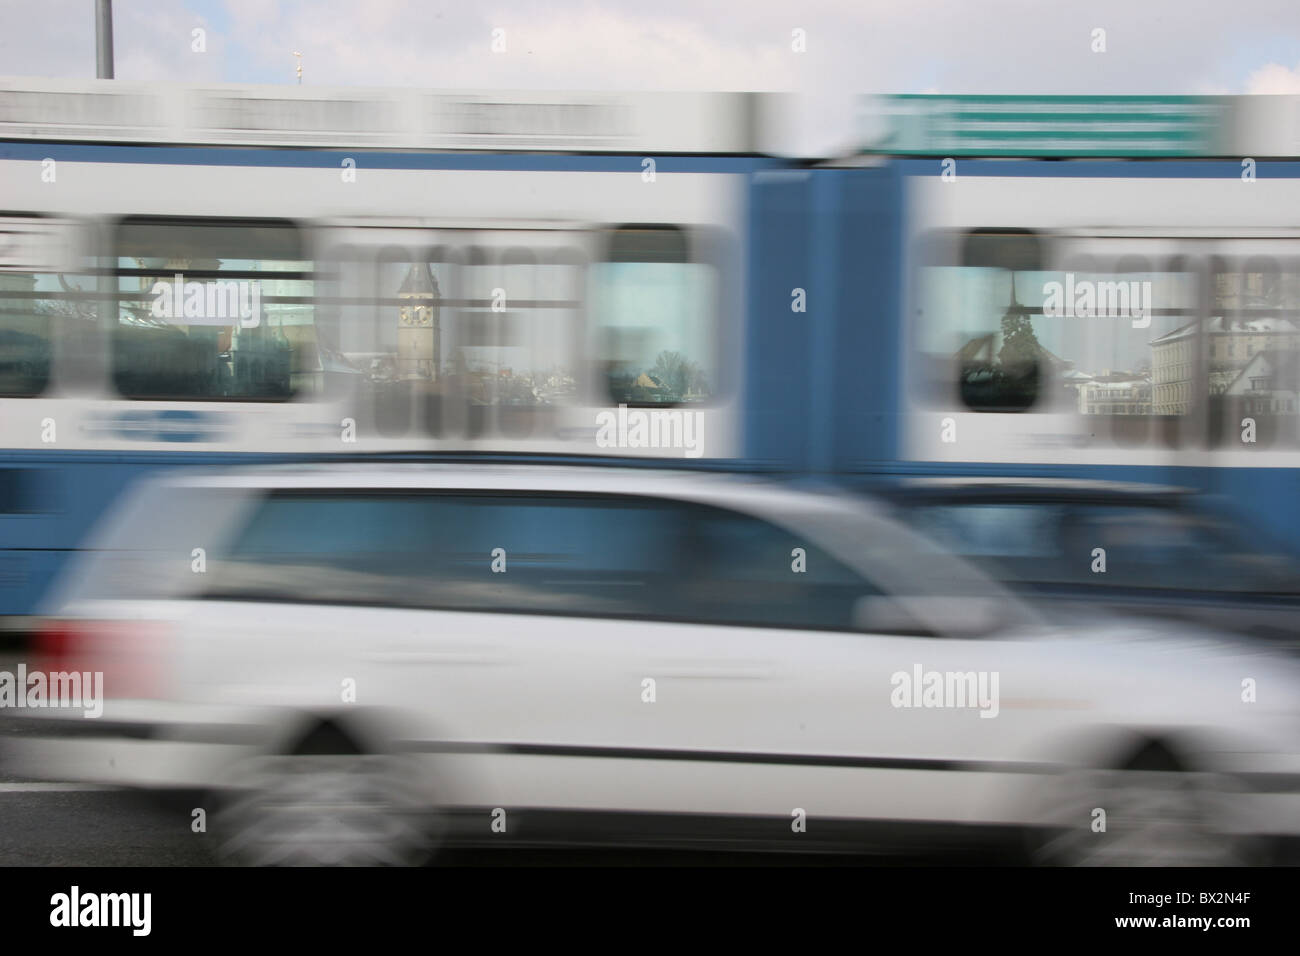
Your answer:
6;464;1300;865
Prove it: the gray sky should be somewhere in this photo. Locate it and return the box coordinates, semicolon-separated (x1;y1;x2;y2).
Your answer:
2;0;1299;153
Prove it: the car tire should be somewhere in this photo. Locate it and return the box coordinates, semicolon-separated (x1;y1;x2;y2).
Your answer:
1028;743;1254;866
208;722;438;866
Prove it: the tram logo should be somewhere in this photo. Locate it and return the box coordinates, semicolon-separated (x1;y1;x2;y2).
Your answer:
149;273;261;327
1041;274;1153;329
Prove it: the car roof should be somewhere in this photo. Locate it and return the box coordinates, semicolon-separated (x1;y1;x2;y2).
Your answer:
867;475;1195;500
67;462;1046;632
153;462;874;518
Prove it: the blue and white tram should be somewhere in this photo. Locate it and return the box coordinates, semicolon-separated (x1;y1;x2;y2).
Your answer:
748;96;1300;550
5;83;1300;621
0;82;774;621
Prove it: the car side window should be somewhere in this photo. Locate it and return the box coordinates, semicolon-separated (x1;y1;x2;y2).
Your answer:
905;502;1067;584
904;499;1300;595
677;502;879;630
207;489;878;630
209;491;689;618
1059;506;1264;591
211;494;455;607
428;494;687;618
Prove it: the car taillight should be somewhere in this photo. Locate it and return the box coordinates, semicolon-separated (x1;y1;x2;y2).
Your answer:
34;619;81;674
34;618;169;701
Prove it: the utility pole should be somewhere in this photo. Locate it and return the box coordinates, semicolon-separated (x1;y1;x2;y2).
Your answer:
95;0;114;78
293;52;303;85
94;0;115;353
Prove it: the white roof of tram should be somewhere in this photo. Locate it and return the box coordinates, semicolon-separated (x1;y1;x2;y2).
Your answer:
0;77;779;153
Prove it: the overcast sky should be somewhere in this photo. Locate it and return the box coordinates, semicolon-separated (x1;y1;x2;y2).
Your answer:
3;0;1299;153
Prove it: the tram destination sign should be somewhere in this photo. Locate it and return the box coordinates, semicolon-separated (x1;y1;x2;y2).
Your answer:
861;94;1227;157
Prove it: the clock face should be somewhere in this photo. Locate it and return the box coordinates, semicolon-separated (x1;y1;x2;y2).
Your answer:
400;307;412;326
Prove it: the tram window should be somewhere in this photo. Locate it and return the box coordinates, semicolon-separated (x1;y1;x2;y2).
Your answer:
0;272;53;396
451;245;582;437
1207;255;1300;449
916;230;1045;411
1052;253;1198;448
326;238;584;439
0;219;62;397
353;245;457;438
917;232;1199;434
590;226;717;406
310;242;369;401
110;218;316;401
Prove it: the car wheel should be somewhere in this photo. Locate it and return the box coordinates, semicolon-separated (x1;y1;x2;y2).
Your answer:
210;725;437;866
1029;747;1252;866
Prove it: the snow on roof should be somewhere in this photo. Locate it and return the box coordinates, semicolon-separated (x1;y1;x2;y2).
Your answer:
1151;316;1300;344
1226;348;1300;393
1086;380;1150;389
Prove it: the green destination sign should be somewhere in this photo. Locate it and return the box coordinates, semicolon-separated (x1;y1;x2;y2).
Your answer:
864;95;1227;157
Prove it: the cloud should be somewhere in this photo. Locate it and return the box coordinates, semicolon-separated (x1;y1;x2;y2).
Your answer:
1245;62;1300;94
5;0;1300;155
222;2;801;91
7;0;1300;99
0;0;223;81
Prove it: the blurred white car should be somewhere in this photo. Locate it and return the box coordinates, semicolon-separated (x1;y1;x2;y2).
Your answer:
5;464;1299;865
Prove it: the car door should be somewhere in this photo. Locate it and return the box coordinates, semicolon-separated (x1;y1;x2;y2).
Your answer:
186;487;693;816
341;489;725;818
610;498;1093;832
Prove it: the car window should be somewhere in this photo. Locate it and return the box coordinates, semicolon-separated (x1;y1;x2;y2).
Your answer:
901;502;1069;585
438;494;688;617
903;498;1300;594
205;489;881;631
43;481;258;610
209;492;686;618
678;502;879;630
1059;505;1300;592
907;503;1063;558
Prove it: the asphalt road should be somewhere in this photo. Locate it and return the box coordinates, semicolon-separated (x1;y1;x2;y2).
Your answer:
0;786;216;867
0;782;1010;866
0;773;1010;866
0;642;215;865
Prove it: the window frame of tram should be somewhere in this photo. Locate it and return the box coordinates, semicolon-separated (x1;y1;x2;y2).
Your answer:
1208;253;1300;450
311;241;368;409
109;217;315;402
590;224;723;410
0;215;69;399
